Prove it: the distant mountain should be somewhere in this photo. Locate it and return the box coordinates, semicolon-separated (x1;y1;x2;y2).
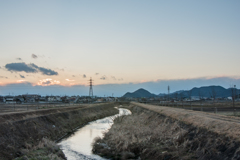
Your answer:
161;85;240;98
123;85;239;98
123;88;157;98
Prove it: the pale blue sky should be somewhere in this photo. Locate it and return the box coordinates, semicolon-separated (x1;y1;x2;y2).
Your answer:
0;1;240;95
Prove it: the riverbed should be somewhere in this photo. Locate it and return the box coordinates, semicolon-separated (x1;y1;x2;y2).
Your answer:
58;107;131;160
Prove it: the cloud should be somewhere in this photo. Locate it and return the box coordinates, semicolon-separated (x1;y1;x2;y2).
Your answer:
6;62;37;73
0;76;8;79
37;78;60;86
95;73;99;75
111;76;116;80
118;78;124;81
35;66;58;76
16;58;22;60
65;79;75;82
32;54;38;59
42;81;51;85
19;74;25;78
100;75;107;80
5;62;58;76
83;74;86;78
17;80;26;83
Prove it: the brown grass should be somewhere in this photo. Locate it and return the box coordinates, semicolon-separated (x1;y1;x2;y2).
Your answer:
15;138;66;160
92;104;240;160
0;103;119;160
132;102;240;141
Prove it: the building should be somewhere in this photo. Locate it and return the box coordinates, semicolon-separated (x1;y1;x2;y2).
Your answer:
22;94;40;103
5;96;16;104
0;96;6;103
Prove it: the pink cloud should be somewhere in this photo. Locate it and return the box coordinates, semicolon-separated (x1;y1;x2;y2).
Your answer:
37;79;60;86
17;80;26;83
65;79;75;82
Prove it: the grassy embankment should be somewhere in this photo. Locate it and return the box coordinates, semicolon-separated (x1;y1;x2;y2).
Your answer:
0;103;119;160
15;138;65;160
150;101;240;117
93;102;240;160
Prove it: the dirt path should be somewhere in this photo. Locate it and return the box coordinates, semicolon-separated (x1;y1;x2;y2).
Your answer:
132;102;240;141
0;106;84;115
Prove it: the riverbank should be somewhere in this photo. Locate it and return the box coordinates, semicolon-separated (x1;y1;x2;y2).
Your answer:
92;102;240;159
59;107;132;160
15;138;66;160
0;103;119;160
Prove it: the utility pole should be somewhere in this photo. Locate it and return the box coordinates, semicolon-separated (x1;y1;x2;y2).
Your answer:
234;85;236;107
168;85;170;101
238;87;239;101
231;85;236;108
236;85;239;101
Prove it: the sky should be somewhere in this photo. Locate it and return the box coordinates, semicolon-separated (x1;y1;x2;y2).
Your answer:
0;1;240;96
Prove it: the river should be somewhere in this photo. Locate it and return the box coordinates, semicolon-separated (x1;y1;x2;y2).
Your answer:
58;107;131;160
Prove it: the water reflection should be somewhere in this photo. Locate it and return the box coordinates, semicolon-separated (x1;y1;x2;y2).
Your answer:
58;108;131;160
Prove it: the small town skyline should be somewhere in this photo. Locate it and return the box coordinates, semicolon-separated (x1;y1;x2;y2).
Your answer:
0;77;239;97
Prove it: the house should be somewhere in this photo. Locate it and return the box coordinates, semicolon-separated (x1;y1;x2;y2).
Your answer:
61;96;69;103
22;94;40;99
22;94;40;103
47;96;56;102
55;96;62;102
0;96;6;103
15;96;24;104
68;97;76;103
191;96;200;101
5;96;16;104
39;96;47;102
227;97;232;100
46;96;63;102
96;98;105;103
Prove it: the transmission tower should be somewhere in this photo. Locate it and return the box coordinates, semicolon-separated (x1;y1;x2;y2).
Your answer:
89;77;93;97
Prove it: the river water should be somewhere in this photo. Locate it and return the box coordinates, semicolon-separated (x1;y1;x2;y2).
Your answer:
58;107;131;160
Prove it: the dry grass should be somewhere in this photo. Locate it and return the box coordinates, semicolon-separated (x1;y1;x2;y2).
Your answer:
0;103;119;159
132;102;240;141
92;104;240;160
217;111;240;117
155;101;240;108
15;138;66;160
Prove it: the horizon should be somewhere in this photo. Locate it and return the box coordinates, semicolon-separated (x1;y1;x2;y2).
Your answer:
1;1;240;96
0;77;239;97
0;83;238;97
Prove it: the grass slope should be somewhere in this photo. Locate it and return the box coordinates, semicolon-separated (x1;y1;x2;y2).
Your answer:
92;104;240;160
